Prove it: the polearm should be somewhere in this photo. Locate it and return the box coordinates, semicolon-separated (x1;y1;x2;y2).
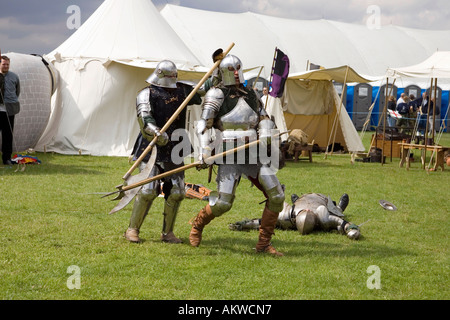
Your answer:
104;131;288;200
251;66;264;90
122;42;235;181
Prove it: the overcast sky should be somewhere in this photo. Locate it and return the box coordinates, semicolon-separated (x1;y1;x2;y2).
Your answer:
1;0;449;55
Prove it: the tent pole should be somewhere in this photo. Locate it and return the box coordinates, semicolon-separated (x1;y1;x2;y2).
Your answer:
325;65;349;159
266;47;278;110
364;84;383;157
377;78;395;165
252;66;264;90
432;78;438;143
381;77;389;166
423;78;433;169
427;78;442;170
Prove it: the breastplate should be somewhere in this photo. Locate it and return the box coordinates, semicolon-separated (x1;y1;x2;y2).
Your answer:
220;97;259;130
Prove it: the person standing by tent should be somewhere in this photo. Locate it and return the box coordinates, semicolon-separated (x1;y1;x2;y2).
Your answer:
396;95;411;132
124;60;202;244
260;86;269;107
416;92;435;134
386;95;397;129
0;55;21;165
189;54;285;256
408;94;419;130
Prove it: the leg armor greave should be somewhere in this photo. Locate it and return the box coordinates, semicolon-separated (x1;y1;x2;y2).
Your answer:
210;165;240;217
209;192;235;217
128;162;160;230
129;185;159;230
162;181;185;234
258;172;285;212
265;186;285;212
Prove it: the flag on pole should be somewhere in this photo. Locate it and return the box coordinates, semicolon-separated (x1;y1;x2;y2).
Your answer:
309;62;325;70
269;48;290;98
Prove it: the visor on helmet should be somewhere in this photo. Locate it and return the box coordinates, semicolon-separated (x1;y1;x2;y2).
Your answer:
219;55;244;86
146;60;178;88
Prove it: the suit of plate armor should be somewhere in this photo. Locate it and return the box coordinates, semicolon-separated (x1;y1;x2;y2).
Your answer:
229;193;361;240
124;60;202;243
189;55;285;256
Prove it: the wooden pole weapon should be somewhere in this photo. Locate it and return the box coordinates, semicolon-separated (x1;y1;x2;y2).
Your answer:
122;42;235;182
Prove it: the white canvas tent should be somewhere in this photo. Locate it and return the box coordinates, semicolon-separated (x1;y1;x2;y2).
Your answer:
282;66;372;153
386;51;450;166
386;51;450;129
160;4;450;152
35;0;207;156
386;51;450;134
386;51;450;79
161;4;450;80
263;95;289;142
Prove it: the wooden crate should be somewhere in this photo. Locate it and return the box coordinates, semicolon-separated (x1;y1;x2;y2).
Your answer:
371;134;402;158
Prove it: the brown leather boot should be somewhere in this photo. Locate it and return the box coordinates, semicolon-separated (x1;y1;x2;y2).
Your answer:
189;205;215;247
255;206;283;256
161;231;183;244
124;228;141;243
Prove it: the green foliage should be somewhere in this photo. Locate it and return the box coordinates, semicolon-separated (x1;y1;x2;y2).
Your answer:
0;133;449;300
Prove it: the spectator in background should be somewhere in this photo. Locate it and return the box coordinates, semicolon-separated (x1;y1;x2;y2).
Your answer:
387;95;397;128
397;92;406;106
0;55;21;165
260;86;269;107
416;92;435;134
408;94;419;129
396;95;410;132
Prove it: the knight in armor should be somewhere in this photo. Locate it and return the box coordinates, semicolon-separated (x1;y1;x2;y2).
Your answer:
229;193;361;240
124;60;202;244
189;54;286;256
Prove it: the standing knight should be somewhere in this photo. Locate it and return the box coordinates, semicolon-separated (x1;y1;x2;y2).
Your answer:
229;193;361;240
124;60;202;244
189;54;285;256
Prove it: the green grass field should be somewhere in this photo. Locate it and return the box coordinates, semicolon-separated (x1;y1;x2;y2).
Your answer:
0;132;449;300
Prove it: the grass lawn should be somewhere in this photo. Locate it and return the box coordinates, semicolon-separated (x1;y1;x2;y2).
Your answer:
0;132;448;301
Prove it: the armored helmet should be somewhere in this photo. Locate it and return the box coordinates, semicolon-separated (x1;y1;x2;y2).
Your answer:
295;210;317;235
219;54;244;86
146;60;178;88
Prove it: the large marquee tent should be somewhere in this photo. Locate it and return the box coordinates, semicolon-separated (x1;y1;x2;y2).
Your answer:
160;4;450;148
35;0;207;156
32;1;450;156
160;4;450;79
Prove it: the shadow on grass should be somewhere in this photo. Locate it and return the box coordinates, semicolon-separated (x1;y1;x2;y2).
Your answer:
0;152;115;176
176;234;415;259
283;160;344;169
0;162;105;176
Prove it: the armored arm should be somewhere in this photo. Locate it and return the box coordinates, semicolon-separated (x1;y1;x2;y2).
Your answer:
257;107;278;145
315;205;360;240
196;88;223;162
136;88;168;146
